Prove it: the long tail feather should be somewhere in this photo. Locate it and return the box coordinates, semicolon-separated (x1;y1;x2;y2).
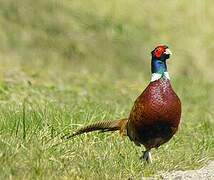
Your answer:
62;118;128;140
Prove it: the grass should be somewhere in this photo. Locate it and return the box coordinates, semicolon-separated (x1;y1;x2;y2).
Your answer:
0;64;213;179
0;0;214;179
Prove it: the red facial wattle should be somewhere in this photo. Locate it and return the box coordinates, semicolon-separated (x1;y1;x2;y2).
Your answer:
154;47;166;58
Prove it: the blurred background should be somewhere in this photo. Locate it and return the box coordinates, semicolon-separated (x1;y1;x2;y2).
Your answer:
0;0;214;81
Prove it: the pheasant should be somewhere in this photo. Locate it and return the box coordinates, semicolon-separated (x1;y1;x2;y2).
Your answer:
62;45;182;163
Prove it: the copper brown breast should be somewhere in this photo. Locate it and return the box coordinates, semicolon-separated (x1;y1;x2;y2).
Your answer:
127;78;181;149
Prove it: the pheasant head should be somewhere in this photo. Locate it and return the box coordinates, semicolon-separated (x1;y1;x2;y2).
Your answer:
151;45;172;61
150;45;172;77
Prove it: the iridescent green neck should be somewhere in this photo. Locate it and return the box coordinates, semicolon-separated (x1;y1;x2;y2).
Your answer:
151;58;167;74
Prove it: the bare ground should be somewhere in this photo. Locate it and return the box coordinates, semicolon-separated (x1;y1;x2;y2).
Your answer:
143;161;214;180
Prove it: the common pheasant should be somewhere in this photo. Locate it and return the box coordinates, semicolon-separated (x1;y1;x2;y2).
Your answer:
62;45;182;163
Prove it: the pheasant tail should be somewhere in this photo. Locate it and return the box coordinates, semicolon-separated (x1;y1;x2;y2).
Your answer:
62;118;128;139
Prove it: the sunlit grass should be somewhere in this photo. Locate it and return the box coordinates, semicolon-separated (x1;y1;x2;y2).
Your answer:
0;63;213;179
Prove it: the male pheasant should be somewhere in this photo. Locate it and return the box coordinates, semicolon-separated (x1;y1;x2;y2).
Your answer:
62;45;182;163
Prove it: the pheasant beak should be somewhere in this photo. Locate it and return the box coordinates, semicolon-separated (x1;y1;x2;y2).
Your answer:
164;48;172;55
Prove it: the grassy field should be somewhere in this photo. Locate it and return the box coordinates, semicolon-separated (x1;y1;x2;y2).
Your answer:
0;0;214;179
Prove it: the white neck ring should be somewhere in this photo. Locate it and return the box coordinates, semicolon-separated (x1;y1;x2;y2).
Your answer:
151;72;170;82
